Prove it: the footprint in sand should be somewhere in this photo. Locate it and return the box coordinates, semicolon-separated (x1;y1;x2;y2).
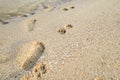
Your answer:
16;41;45;70
57;28;66;35
70;6;75;9
8;12;29;17
25;19;37;32
64;24;73;29
57;24;73;35
45;6;55;12
32;63;47;79
20;63;47;80
30;12;35;15
0;19;9;24
42;4;55;12
61;6;75;11
61;8;69;11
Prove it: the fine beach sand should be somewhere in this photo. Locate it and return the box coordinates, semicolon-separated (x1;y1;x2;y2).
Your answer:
0;0;120;80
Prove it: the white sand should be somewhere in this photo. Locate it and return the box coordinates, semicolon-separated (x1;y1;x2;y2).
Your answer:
0;0;120;80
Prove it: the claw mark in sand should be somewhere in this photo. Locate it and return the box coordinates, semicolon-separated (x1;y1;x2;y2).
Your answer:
16;41;45;70
61;6;75;11
57;28;66;35
64;24;73;29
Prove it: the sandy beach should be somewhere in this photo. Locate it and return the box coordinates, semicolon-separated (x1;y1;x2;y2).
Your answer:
0;0;120;80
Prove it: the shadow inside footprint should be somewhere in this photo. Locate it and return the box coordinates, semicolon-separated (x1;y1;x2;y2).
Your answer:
27;19;37;32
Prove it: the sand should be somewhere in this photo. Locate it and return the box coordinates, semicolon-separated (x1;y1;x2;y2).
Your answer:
0;0;120;80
